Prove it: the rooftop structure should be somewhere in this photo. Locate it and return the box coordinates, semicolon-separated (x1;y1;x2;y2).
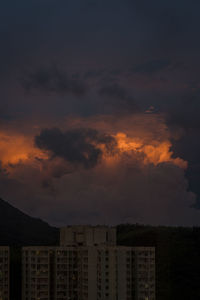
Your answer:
60;226;116;247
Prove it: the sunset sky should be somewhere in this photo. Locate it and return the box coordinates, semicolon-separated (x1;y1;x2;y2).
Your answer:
1;0;200;226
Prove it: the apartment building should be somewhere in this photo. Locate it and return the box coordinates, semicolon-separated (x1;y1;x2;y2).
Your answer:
22;246;78;300
116;246;155;300
22;247;52;300
22;226;155;300
54;247;78;300
0;247;9;300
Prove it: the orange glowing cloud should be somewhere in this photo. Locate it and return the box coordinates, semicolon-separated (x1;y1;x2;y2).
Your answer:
65;114;187;170
0;131;48;168
115;133;187;168
0;113;187;176
142;141;187;168
98;132;187;169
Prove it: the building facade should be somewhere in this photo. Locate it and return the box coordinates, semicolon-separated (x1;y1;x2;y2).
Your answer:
22;227;155;300
0;247;9;300
22;247;52;300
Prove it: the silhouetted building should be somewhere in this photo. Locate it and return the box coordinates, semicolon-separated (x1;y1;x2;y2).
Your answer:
60;225;116;246
22;226;155;300
0;247;9;300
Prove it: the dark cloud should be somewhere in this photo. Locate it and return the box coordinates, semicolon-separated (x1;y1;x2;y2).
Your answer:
165;90;200;208
167;90;200;130
131;59;171;74
35;127;116;169
6;149;198;227
22;67;88;96
171;128;200;208
98;83;138;113
1;0;200;225
36;160;198;226
84;69;106;79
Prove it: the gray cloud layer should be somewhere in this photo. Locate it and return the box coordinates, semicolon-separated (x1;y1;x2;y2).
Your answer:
22;67;87;96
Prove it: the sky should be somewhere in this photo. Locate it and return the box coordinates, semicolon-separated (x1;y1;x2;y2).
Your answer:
1;0;200;226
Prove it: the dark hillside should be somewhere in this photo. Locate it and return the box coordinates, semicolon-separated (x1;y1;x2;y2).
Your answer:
0;198;59;300
0;198;59;246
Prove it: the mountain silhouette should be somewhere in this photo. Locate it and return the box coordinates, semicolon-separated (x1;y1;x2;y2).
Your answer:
0;198;59;245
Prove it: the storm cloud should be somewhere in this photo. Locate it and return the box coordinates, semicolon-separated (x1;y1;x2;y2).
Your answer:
1;0;200;226
98;83;138;113
35;127;117;169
